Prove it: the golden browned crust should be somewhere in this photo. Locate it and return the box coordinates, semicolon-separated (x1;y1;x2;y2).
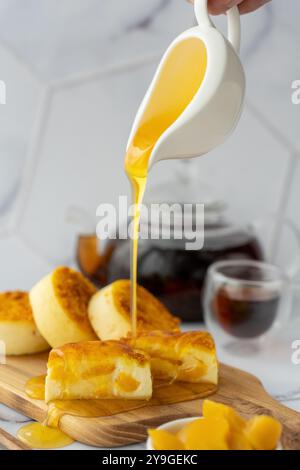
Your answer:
111;280;180;333
0;291;33;322
46;340;152;400
52;267;97;335
130;330;216;353
126;331;217;384
48;340;149;369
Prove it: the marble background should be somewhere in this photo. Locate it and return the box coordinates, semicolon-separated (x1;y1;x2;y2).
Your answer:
0;0;299;450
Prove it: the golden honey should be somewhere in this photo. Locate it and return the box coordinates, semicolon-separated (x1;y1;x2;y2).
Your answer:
17;422;74;450
124;38;207;334
19;375;72;449
20;366;215;448
25;375;46;401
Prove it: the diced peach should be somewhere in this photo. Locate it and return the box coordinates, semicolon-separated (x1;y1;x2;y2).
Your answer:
178;417;230;450
148;429;185;450
147;402;282;452
177;362;208;382
202;400;246;432
115;373;140;392
245;415;282;450
229;431;253;450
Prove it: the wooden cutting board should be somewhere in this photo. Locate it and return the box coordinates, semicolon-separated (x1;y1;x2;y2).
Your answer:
0;353;299;449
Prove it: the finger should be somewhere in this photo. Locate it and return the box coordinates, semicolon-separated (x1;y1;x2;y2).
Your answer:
208;0;242;15
238;0;271;14
188;1;243;16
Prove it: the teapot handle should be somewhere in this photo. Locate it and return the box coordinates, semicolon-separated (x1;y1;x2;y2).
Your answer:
252;215;300;280
194;0;241;53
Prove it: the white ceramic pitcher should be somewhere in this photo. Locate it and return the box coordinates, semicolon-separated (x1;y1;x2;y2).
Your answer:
127;0;246;171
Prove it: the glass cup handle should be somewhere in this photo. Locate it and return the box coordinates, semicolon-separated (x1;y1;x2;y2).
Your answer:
274;279;300;330
252;215;300;280
279;217;300;280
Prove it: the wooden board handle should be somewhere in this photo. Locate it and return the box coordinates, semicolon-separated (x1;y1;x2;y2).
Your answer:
0;427;31;451
263;398;300;450
218;365;300;450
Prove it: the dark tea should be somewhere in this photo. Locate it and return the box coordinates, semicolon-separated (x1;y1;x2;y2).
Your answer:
106;229;263;321
76;227;264;322
213;285;280;339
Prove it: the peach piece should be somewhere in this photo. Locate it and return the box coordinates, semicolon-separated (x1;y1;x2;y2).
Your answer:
148;402;282;451
115;373;140;393
178;417;230;450
229;431;253;450
245;416;282;450
148;429;185;450
202;400;246;432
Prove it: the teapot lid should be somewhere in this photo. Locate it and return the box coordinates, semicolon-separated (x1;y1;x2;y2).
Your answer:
140;164;252;242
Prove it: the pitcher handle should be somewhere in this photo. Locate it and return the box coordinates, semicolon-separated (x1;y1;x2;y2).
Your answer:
194;0;241;53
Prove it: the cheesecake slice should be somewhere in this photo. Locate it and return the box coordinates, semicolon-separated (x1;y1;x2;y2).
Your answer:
128;331;218;385
45;340;152;402
30;267;98;348
0;291;49;355
88;280;180;341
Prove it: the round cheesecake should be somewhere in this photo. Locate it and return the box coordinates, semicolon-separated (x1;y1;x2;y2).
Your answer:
30;267;98;348
0;291;49;355
88;279;181;341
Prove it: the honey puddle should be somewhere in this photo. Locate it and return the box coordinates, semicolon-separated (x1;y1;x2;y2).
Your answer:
17;423;74;450
18;375;74;449
19;374;216;448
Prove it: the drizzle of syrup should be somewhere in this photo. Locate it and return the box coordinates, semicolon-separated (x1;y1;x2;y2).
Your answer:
17;422;73;449
26;376;216;419
19;375;73;449
25;374;46;400
125;38;207;336
20;371;216;449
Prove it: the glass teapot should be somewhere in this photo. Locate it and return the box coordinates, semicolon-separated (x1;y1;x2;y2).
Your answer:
74;161;300;322
105;173;264;322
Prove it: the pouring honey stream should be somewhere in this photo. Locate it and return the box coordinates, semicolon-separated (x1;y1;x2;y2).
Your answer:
125;37;207;334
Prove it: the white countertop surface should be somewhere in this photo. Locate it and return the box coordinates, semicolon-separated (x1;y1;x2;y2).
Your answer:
1;321;299;451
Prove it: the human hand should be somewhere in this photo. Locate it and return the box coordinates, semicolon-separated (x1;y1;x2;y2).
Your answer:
189;0;271;15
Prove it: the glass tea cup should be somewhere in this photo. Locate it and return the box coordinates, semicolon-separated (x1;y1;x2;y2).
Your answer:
203;260;291;354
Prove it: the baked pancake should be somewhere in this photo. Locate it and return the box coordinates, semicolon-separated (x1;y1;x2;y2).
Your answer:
88;280;180;340
0;291;49;355
128;331;218;385
45;340;152;402
30;267;98;348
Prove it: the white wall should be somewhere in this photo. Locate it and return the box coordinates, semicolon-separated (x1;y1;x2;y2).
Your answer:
0;0;299;289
